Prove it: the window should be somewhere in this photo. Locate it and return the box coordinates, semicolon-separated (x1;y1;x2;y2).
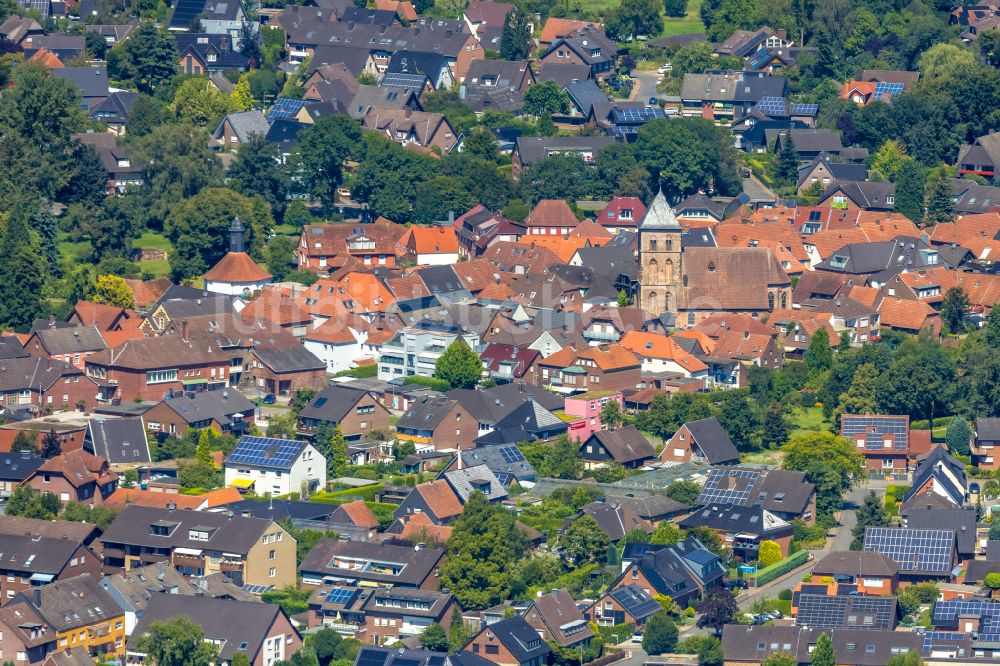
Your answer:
147;369;178;384
269;567;276;577
270;549;276;560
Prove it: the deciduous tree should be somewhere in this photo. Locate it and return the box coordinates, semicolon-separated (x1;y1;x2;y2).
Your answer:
523;81;570;117
805;327;833;373
695;590;738;633
851;491;888;550
93;274;136;308
757;540;782;567
434;340;483;390
941;287;970;334
642;611;679;655
946;417;972;456
600;400;624;429
133;616;220;666
110;24;178;93
811;633;835;666
419;623;449;652
782;432;864;518
556;515;610;566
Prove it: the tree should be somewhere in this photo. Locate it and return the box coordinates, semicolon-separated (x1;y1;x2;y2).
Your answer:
125;94;169;137
229;135;290;218
917;43;977;80
93;274;136;308
893;159;926;223
776;132;798;187
419;623;450;652
600;400;624;429
642;611;679;655
923;167;955;225
557;515;610;566
851;491;888;550
837;362;879;418
635;119;740;200
811;633;835;666
985;572;1000;591
232;655;252;666
62;143;110;207
11;431;38;455
941;287;970;334
266;235;296;281
782;433;864;519
757;540;782;567
500;9;531;61
110;24;178;93
987;307;1000;348
329;424;348;477
606;0;663;40
164;187;269;281
761;654;797;666
238;21;262;65
434;340;482;390
294;115;362;203
663;0;688;17
695;590;738;633
440;492;528;609
717;393;760;450
523;81;570;117
449;610;472;654
311;628;349;665
678;636;723;666
607;542;621;565
650;522;684;545
133;616;219;666
805;327;833;373
230;74;254;112
41;430;60;458
195;430;213;466
171;77;232;126
869;140;909;181
761;403;790;448
946;417;972;456
664;479;701;505
0;209;46;332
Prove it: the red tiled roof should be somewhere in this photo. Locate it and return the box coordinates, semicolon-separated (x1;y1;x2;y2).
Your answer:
399;512;453;544
539;18;597;43
541;343;639;372
106;488;206;510
405;226;459;255
619;331;708;373
240;294;313;327
338;500;379;528
878;298;938;331
375;0;417;20
415;479;463;520
203;252;272;283
525;200;579;228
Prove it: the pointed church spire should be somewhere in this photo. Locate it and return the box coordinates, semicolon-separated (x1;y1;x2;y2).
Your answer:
640;188;681;230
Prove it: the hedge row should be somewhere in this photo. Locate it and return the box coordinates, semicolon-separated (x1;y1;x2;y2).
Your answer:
311;484;385;504
752;549;809;586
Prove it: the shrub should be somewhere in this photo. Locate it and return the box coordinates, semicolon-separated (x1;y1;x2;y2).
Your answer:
777;589;792;601
753;550;809;586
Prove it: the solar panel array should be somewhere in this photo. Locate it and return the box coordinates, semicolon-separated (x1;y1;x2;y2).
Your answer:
756;96;789;117
841;415;909;451
697;468;762;506
496;472;513;486
923;632;969;654
863;527;955;573
357;648;391;666
498;445;525;463
168;0;206;28
381;72;428;90
790;103;819;116
795;594;895;630
268;98;308;123
613;107;667;123
227;436;304;468
874;82;905;99
933;599;1000;628
325;588;359;605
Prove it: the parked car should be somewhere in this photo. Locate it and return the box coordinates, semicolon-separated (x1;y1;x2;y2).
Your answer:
723;579;749;590
336;186;351;199
657;64;672;74
631;632;643;643
262;393;277;405
648;97;658;106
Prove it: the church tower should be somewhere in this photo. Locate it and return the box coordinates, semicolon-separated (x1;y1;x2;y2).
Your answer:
638;190;682;315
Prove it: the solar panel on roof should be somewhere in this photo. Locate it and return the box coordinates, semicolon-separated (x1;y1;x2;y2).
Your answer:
794;594;894;630
498;445;525;463
267;98;307;123
496;472;512;486
697;468;761;506
842;415;909;451
790;103;818;116
874;82;904;99
863;527;954;573
756;96;789;118
227;436;303;469
357;648;391;666
325;588;357;604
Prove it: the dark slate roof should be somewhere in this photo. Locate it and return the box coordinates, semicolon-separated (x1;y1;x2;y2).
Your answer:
815;236;938;275
0;533;87;575
674;193;726;220
175;33;250;70
447;382;563;423
219;498;336;521
353;647;449;666
419;265;466;295
537;62;591;87
905;507;977;556
606;584;661;620
484;616;551;663
89;91;138;125
386;50;450;79
398;395;459;431
679;504;793;537
339;6;397;24
300;539;445;586
616;495;689;521
465;59;530;87
132;595;292;663
813;551;901;577
101;505;275;553
159;389;255;426
34;324;107;354
630;537;725;596
265;119;306;152
586;426;656;464
902;445;966;506
475;399;567;445
579;501;648;541
0;451;44;482
15;574;120;633
311;44;373;76
253;345;325;373
797;156;868;188
52;66;110;101
447;446;536;482
565;79;608;116
682;416;739;464
514;136;616;166
978;417;1000;441
965;559;1000;583
299;385;371;423
0;335;27;360
86;416;151;464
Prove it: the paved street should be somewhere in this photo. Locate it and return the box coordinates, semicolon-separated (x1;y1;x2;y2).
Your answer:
736;483;882;609
632;70;661;103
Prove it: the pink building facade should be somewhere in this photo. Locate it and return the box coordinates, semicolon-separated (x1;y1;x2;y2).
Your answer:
564;391;623;442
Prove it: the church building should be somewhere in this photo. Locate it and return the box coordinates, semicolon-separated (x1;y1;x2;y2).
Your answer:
638;192;792;328
203;217;273;297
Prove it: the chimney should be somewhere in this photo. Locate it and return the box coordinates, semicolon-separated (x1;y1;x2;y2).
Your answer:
181;319;189;343
156;561;166;581
166;501;176;512
32;588;41;608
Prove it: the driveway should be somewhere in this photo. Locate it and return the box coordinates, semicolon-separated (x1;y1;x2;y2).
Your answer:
631;70;661;103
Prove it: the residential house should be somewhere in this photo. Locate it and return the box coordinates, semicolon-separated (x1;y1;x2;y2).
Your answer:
362;109;458;153
463;1;514;43
679;503;795;560
538;24;616;81
522;589;593;649
0;595;55;665
176;34;250;74
475;399;567;446
901;445;967;509
52;67;109;110
0;357;99;415
88;91;138;135
818;181;896;211
720;626;922;666
562;390;623;442
168;0;248;41
522;199;580;236
862;526;958;581
797;156;868;194
511;136;616;179
440;445;537;487
251;344;328;396
378;322;480;381
840;414;933;475
574;499;651;541
24;450;118;506
464;616;551;666
535;344;641;394
100;504;297;587
84;416;151;465
223;435;327;496
618;331;708;379
403;227;461;265
661;416;740;465
479;344;541;384
142;388;255;437
597;197;646;233
0;533;100;606
386;50;453;89
363;588;457;645
213;110;271;148
579;426;655;469
130;595;300;666
71;132;142;194
298;385;391;441
300;540;445;589
395;395;478;451
694;466;817;524
957;133;1000;178
680;71;787;121
974;417;1000;471
297;220;407;271
904;506;977;561
770;128;853;161
714;26;790;57
0;451;44;498
586;585;661;629
613;538;725;607
465;58;534;91
807;550;901;596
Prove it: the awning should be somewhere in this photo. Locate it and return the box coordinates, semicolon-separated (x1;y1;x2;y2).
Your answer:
174;547;203;556
181;379;208;386
230;478;255;489
29;573;54;583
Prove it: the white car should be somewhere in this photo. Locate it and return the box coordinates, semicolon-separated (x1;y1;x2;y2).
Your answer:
657;63;673;74
632;633;643;643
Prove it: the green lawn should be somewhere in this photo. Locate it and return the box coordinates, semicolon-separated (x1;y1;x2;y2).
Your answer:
57;234;91;264
135;231;174;278
789;406;832;439
660;0;704;37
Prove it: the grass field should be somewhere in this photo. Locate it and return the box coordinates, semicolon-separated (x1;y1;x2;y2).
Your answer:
789;406;832;439
58;230;175;278
536;0;705;40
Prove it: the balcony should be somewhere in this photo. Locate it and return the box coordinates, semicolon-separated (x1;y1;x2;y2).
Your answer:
172;553;205;568
220;558;244;573
139;553;168;564
583;329;620;342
